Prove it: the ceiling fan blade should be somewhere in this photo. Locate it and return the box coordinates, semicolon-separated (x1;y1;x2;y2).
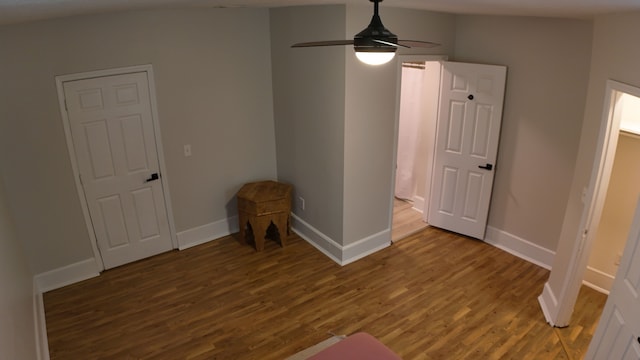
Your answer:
397;40;440;48
291;40;354;48
372;39;409;48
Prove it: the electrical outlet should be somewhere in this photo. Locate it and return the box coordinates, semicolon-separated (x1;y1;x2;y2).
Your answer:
184;144;192;157
298;196;305;211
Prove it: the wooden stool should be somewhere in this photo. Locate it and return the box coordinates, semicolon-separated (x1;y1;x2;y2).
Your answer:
237;180;292;251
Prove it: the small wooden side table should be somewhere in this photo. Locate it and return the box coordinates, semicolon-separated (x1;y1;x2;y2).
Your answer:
237;180;292;251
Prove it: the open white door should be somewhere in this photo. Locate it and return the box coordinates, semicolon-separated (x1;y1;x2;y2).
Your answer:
428;62;506;239
586;197;640;359
63;71;173;269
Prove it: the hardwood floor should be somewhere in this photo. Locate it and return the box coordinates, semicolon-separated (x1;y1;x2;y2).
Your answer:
392;198;428;242
44;228;606;359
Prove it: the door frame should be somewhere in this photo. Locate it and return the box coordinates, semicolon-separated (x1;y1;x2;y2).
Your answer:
56;64;178;272
540;79;640;326
390;54;447;228
585;197;640;358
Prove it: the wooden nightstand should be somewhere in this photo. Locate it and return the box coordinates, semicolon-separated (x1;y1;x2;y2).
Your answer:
237;180;292;251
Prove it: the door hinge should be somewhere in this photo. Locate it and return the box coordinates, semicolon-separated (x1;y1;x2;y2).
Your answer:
578;229;589;255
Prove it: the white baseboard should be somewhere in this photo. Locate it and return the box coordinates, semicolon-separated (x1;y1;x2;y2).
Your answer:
483;226;585;326
291;213;391;266
412;196;425;213
35;258;100;293
33;217;240;293
538;282;559;326
484;226;555;270
177;215;239;250
291;214;343;264
342;229;391;265
582;266;613;295
33;282;50;360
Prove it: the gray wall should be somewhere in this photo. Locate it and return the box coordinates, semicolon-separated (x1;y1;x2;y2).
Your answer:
270;5;456;249
0;4;610;280
454;16;593;251
343;5;455;245
0;8;277;274
0;175;37;360
0;6;624;354
548;11;640;295
270;5;347;244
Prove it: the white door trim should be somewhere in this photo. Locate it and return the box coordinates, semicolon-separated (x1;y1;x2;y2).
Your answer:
540;79;640;326
585;197;640;359
56;64;178;272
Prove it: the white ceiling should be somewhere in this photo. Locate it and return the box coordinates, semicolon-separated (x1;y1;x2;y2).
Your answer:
0;0;639;25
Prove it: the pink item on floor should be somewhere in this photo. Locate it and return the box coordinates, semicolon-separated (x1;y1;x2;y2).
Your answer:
308;332;402;360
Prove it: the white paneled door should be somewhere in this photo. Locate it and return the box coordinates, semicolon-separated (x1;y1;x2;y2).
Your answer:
63;72;172;269
586;198;640;359
428;62;507;239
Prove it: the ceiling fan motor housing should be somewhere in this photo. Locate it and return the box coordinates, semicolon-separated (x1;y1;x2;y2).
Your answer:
354;0;398;53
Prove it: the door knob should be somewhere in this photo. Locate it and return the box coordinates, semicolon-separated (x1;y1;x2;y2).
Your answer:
478;164;493;171
145;173;159;182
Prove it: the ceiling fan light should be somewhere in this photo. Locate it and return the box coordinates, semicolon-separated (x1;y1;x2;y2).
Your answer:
355;51;396;65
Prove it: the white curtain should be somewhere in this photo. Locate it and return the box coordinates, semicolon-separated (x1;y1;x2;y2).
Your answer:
395;66;424;200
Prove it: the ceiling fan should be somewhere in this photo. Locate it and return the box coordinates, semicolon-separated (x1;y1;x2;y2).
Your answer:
292;0;440;66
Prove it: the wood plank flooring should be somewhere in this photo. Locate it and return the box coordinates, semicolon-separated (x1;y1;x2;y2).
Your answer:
392;198;428;242
44;228;606;359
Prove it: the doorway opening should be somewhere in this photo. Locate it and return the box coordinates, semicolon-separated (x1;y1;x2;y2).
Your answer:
582;90;640;358
542;80;640;328
391;56;443;242
391;57;507;242
584;92;640;294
